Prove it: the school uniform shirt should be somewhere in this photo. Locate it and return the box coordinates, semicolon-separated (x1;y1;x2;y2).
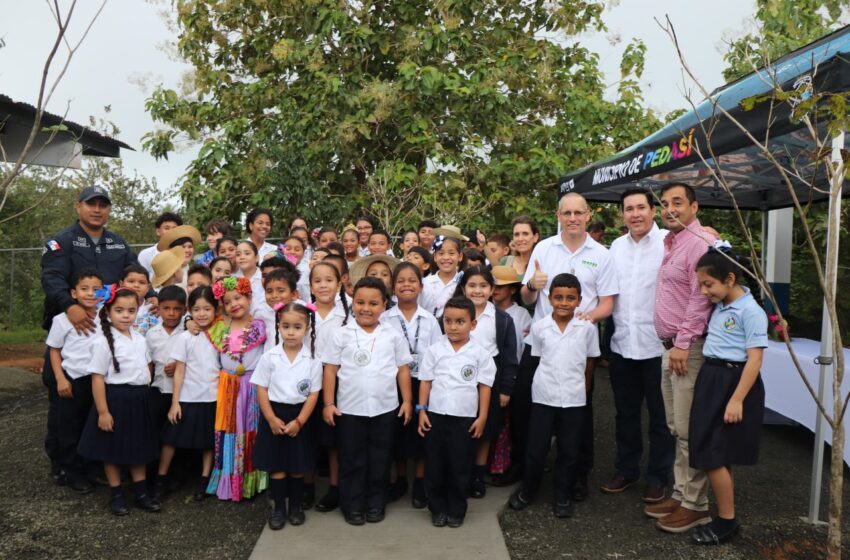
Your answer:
526;316;600;408
169;330;221;402
470;302;499;357
90;328;152;386
419;271;461;318
236;268;266;308
257;241;278;262
381;305;443;378
504;303;532;363
703;288;769;362
419;338;497;418
147;321;185;393
45;312;102;379
609;224;668;360
296;259;312;301
252;344;323;404
322;322;412;416
522;233;618;321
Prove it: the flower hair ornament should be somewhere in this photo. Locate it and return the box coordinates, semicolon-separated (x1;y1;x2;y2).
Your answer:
95;284;118;307
212;276;252;300
432;235;446;252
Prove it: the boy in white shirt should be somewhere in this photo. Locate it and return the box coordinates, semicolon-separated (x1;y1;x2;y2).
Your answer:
418;297;496;528
146;286;187;439
508;273;599;519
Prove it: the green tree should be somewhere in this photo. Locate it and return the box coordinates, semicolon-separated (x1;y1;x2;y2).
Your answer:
144;0;660;234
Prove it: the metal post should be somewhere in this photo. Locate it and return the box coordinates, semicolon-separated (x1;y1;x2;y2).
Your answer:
805;130;844;523
8;249;14;326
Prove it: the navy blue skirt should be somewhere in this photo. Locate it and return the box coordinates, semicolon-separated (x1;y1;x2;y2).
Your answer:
254;402;315;474
689;359;765;470
78;384;158;465
162;401;216;450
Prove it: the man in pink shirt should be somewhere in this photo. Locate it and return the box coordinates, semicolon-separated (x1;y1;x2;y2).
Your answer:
647;183;715;533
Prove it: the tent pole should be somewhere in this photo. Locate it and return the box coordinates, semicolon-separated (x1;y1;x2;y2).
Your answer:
805;130;843;524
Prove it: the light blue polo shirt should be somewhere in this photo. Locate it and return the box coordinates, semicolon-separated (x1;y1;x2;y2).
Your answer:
703;288;768;362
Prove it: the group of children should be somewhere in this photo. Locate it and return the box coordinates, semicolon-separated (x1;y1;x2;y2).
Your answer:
45;207;767;544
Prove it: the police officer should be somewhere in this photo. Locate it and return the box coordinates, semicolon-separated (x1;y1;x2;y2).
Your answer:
40;185;138;485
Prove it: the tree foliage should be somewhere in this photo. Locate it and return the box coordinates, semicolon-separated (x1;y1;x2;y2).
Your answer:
144;0;660;234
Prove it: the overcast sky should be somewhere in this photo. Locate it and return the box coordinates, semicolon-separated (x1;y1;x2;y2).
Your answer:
1;0;755;195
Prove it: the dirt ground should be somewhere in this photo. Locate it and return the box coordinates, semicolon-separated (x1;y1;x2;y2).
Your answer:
499;368;850;560
0;342;45;372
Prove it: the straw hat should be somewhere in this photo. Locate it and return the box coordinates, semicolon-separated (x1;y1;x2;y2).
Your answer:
431;225;469;242
349;254;401;286
157;224;202;251
151;246;185;288
491;265;523;286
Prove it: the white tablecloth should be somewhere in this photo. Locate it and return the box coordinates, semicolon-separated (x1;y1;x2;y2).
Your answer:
762;338;850;466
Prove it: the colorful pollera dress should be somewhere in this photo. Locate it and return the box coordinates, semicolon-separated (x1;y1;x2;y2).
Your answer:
206;318;268;501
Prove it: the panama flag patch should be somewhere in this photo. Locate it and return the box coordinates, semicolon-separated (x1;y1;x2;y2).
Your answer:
46;240;61;251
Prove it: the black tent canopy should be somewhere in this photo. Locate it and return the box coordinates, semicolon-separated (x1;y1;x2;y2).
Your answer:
557;25;850;209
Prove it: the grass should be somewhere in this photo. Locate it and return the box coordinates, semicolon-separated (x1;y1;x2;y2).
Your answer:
0;328;45;344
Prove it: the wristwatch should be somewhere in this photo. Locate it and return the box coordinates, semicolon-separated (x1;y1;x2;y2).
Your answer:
526;282;537;292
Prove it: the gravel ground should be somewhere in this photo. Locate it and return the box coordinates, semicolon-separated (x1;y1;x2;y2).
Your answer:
499;367;850;560
0;368;267;560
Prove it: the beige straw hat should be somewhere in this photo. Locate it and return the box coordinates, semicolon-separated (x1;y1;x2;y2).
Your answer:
151;246;185;288
349;254;401;286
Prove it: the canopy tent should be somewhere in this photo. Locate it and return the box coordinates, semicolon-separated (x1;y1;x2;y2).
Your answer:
557;25;850;524
557;25;850;208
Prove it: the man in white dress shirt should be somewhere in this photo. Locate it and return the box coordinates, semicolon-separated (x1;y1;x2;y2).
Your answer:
600;188;674;504
138;212;183;279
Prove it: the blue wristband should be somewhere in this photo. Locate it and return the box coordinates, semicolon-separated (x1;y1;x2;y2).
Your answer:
415;404;428;412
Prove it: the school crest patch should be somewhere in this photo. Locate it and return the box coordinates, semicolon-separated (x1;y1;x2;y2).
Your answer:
297;379;311;396
460;365;476;381
723;315;738;331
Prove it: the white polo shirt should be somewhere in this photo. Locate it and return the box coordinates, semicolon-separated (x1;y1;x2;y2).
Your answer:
169;330;221;403
146;322;185;393
252;344;322;404
137;244;158;279
527;316;600;408
90;329;152;386
504;303;532;363
322;322;412;416
469;301;498;357
381;305;443;378
257;241;278;262
609;224;668;360
419;272;461;317
45;312;102;379
419;338;496;418
522;233;618;320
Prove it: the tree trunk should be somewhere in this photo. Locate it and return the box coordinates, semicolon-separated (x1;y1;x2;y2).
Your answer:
827;416;844;560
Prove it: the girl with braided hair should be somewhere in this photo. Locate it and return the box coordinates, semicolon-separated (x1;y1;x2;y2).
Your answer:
78;286;160;516
206;276;268;501
252;302;320;530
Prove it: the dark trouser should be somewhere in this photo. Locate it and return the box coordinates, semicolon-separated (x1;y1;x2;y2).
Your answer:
425;413;474;519
609;353;674;486
576;363;595;477
42;347;60;468
508;348;537;473
56;374;93;478
522;404;583;505
337;411;395;514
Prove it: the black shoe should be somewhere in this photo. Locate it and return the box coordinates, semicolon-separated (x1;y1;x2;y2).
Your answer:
571;475;588;502
54;469;69;486
268;510;286;530
193;489;208;502
344;511;365;526
470;476;486;499
288;508;306;526
301;484;315;510
447;516;464;528
508;489;529;511
152;480;168;502
387;477;408;503
692;519;740;545
109;493;129;516
315;489;339;512
411;489;427;509
135;493;162;513
68;475;95;494
365;508;385;523
491;468;522;487
553;501;574;518
431;512;447;527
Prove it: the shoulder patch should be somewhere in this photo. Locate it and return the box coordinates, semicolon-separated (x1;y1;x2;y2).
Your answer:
46;240;61;251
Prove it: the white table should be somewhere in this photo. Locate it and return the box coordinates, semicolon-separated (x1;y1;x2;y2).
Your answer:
761;337;850;466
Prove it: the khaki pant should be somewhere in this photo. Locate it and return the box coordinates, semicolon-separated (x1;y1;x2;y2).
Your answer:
661;339;709;511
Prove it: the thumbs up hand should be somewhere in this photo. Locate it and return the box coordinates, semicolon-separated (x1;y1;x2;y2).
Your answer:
530;259;548;291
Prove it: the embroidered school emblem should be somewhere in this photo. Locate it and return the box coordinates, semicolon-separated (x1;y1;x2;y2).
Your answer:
723;315;738;331
297;379;311;396
460;365;476;381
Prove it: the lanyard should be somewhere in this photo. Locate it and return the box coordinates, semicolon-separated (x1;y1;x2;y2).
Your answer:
397;315;421;355
354;329;377;353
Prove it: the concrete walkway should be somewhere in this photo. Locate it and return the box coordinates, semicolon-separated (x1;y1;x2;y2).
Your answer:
251;482;513;560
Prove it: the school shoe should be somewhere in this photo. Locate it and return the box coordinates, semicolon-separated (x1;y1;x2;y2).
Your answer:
491;465;522;487
67;475;95;494
692;518;740;545
411;478;427;509
656;506;710;533
446;516;464;528
600;473;637;494
109;493;130;516
268;510;286;530
570;475;588;502
508;489;530;511
343;511;365;526
134;493;162;513
193;477;210;502
387;477;408;503
288;507;306;526
642;484;667;504
365;508;385;523
315;487;339;512
301;483;315;510
469;476;486;499
553;501;574;519
645;497;680;519
152;477;169;502
431;512;448;527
